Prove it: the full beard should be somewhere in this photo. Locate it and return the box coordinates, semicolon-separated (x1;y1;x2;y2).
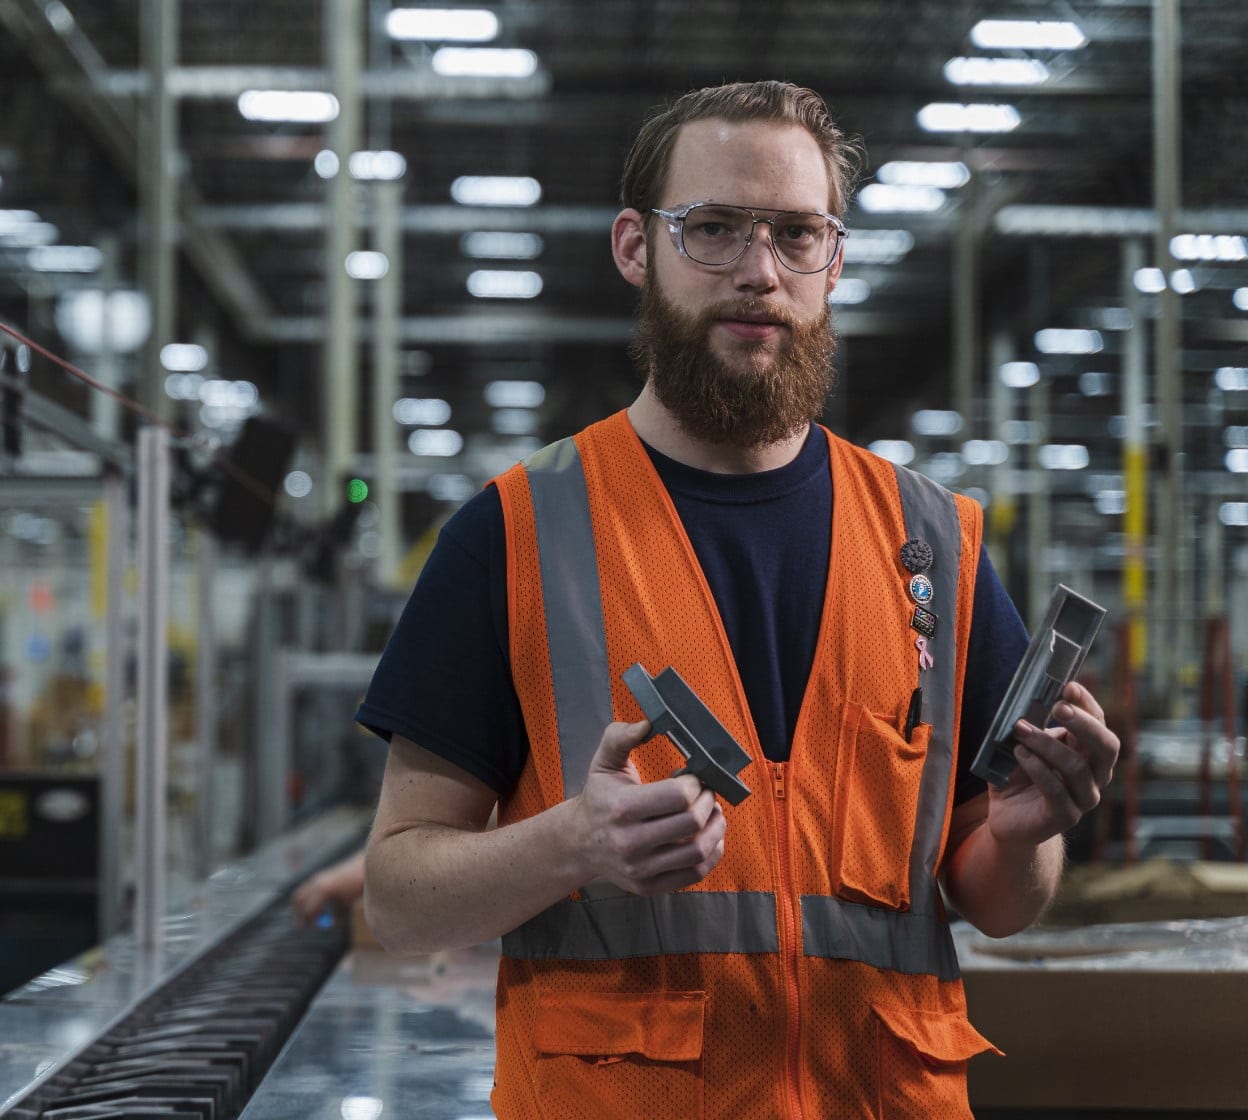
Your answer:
629;277;837;450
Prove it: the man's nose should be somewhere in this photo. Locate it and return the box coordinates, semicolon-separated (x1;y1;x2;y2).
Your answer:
733;222;781;289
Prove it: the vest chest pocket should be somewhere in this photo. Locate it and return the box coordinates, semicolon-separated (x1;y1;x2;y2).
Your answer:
830;702;931;910
532;990;706;1120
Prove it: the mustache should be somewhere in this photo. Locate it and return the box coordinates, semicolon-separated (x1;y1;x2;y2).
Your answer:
697;298;818;331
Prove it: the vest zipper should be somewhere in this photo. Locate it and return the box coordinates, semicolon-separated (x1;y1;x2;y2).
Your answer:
771;762;804;1120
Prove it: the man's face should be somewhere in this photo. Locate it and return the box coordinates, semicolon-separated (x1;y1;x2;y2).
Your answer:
632;119;840;447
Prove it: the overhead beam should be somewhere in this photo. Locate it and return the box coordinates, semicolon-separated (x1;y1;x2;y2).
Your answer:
0;0;276;341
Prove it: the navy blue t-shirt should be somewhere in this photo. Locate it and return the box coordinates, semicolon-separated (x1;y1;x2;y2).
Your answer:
356;426;1028;807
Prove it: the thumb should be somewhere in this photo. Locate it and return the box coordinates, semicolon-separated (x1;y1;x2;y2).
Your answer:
589;719;652;774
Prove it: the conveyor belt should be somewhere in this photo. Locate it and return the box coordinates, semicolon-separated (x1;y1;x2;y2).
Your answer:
5;898;347;1120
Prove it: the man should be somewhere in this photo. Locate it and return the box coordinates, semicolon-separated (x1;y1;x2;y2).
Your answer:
360;80;1119;1119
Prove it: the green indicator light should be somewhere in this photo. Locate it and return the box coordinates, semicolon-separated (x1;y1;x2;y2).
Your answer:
347;478;369;503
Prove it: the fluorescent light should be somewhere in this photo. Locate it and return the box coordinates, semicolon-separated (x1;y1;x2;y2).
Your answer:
161;343;209;372
944;57;1050;86
1079;371;1112;396
27;245;103;272
1034;328;1103;354
1170;234;1247;262
1226;449;1248;473
392;398;452;425
1133;267;1166;293
0;209;41;231
828;278;870;305
961;439;1009;466
1220;502;1248;526
408;428;464;457
1169;268;1197;295
911;409;964;437
868;439;915;465
164;373;204;400
238;90;339;123
857;183;946;213
345;250;389;280
284;470;314;499
451;175;542;207
970;19;1086;50
1038;444;1090;470
1000;361;1040;388
349;150;406;180
460;231;544;259
842;229;914;265
1215;367;1248;391
484;380;545;408
432;47;537;78
385;8;498;42
1234;288;1248;311
466;269;542;299
917;103;1020;133
0;219;58;246
1094;491;1126;516
314;150;339;178
876;161;970;189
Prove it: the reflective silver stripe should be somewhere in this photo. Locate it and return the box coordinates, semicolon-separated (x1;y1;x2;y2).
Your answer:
522;438;613;799
502;890;778;959
800;896;960;981
891;464;963;920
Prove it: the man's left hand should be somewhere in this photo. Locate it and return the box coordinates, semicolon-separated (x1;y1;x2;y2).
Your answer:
987;680;1120;847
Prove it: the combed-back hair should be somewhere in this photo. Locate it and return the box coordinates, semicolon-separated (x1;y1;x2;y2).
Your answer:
619;80;863;218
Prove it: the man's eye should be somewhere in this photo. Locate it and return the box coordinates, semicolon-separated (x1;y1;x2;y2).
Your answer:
692;221;729;237
779;223;817;242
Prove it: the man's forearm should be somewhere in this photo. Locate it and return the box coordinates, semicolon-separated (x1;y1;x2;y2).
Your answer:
364;799;586;955
943;827;1066;939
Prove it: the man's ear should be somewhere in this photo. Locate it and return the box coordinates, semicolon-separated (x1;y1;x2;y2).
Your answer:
612;209;648;289
825;247;846;295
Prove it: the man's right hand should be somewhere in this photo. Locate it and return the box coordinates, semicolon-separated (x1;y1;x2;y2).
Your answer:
572;719;727;896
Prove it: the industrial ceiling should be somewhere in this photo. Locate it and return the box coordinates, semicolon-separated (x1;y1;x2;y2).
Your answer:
1;0;1246;525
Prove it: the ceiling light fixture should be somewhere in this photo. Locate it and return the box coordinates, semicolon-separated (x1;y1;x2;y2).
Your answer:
238;90;339;123
1000;361;1040;388
842;229;914;264
1034;328;1103;354
451;176;542;207
1233;288;1248;311
460;231;544;259
917;103;1021;133
432;48;538;78
1170;234;1247;262
857;184;946;213
466;269;543;299
970;19;1087;50
348;150;406;180
160;343;209;372
385;8;499;42
26;245;103;272
876;161;970;189
944;57;1050;86
345;250;389;280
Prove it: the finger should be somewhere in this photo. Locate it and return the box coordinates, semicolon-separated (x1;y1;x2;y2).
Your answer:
589;719;652;774
1013;728;1101;813
631;808;726;882
1013;745;1083;829
1061;680;1105;723
625;787;720;848
604;770;706;823
1046;704;1120;788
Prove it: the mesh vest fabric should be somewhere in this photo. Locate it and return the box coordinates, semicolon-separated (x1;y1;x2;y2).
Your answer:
490;410;997;1120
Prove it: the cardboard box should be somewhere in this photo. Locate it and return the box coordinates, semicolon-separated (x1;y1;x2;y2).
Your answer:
960;920;1248;1111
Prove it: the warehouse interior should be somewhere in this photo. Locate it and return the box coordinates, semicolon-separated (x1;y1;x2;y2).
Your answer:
1;0;1247;1116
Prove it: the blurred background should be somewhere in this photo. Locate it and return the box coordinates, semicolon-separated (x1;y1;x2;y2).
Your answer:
0;2;1246;1107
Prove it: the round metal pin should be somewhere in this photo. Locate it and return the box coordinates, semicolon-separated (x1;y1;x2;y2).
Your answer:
908;573;934;604
900;538;934;574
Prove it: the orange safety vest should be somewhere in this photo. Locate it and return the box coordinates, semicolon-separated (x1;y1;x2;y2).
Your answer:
490;410;999;1120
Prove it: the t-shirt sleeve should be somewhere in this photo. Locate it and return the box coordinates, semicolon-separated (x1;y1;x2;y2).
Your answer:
954;545;1029;806
354;484;528;796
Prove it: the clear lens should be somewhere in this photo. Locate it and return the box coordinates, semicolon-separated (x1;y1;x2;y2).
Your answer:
679;204;837;273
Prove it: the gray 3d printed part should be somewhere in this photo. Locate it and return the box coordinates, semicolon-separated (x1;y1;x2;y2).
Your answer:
622;662;753;805
970;583;1106;787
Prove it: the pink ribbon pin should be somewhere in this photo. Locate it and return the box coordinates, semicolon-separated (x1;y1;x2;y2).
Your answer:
915;637;934;671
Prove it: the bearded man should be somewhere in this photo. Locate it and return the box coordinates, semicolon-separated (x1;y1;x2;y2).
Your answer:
359;80;1120;1120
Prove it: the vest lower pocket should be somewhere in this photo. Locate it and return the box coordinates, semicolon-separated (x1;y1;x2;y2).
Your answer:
831;703;931;910
873;1002;1001;1119
532;990;706;1120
